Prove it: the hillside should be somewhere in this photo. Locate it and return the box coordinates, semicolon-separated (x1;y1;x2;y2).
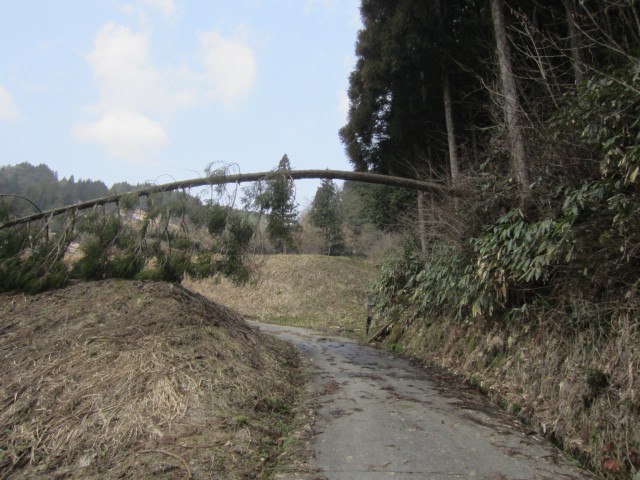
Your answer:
0;163;110;215
184;254;377;337
0;279;304;479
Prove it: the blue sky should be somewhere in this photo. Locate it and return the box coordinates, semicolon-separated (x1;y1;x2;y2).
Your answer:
0;0;361;207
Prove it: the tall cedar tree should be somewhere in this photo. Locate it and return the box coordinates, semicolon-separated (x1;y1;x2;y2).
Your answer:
256;154;300;253
339;0;492;239
339;0;491;180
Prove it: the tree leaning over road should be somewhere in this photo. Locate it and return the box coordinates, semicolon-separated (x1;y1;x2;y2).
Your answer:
0;168;446;293
0;169;446;230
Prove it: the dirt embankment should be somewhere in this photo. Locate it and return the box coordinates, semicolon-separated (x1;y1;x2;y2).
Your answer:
0;279;304;479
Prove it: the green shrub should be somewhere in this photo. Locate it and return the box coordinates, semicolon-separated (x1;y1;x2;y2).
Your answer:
0;228;69;294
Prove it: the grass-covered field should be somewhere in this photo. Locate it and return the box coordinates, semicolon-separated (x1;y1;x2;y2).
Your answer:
184;254;377;338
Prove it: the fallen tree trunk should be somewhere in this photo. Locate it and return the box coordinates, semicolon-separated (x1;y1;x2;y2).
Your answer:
0;169;449;229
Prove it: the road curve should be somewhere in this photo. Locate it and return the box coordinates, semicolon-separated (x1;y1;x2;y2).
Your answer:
250;321;595;480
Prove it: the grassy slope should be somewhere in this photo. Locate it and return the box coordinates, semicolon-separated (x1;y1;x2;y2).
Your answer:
185;254;377;338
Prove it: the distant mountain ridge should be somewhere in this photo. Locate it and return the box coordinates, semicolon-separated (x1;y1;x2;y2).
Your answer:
0;162;136;217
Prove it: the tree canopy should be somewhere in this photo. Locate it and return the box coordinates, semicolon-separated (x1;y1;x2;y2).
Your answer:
339;0;492;180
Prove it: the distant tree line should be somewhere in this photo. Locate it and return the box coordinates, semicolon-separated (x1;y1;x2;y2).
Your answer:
0;163;137;217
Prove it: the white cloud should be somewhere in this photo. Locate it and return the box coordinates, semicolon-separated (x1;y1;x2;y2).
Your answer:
0;84;20;122
85;22;257;114
73;111;168;162
87;22;188;114
75;22;173;160
197;30;257;108
141;0;178;18
76;19;257;161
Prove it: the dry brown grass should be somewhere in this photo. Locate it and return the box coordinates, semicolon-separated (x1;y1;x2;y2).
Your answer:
397;310;640;478
184;254;377;337
0;279;304;479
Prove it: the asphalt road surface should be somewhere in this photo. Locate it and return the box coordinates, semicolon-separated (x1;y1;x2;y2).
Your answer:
250;321;595;480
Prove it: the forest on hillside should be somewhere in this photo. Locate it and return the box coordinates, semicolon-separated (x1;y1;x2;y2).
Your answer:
1;0;638;324
0;163;107;213
2;0;639;322
338;0;640;323
0;163;138;214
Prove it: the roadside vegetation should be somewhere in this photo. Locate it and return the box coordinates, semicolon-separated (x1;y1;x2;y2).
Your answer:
341;1;640;477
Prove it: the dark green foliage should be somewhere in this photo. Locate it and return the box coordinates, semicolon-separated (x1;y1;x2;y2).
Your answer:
372;59;640;324
369;244;424;313
0;163;109;216
153;251;192;283
0;227;69;294
107;251;146;279
340;0;492;177
217;213;254;283
71;214;145;281
206;204;230;236
247;155;300;253
309;179;344;256
72;237;109;280
223;214;254;256
342;181;415;232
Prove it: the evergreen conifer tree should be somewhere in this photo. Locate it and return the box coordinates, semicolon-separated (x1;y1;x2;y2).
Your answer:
256;154;300;253
309;179;344;256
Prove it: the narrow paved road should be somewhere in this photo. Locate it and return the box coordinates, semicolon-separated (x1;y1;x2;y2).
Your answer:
250;322;595;480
